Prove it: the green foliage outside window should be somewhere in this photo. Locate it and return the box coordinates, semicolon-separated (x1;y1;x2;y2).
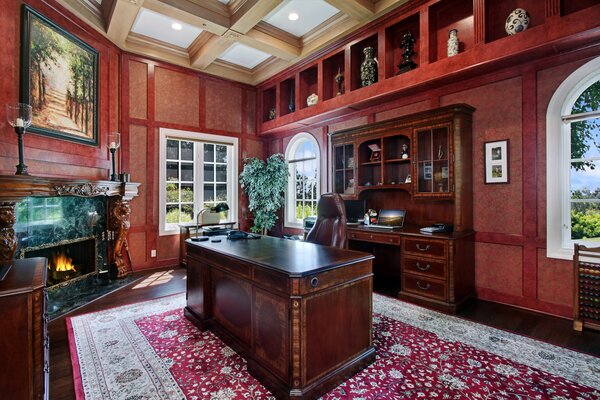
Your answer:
570;81;600;170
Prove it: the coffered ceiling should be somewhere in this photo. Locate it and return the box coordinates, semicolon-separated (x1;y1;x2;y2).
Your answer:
59;0;411;85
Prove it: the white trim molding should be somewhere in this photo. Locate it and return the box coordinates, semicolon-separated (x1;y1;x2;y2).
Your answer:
158;128;239;236
546;56;600;259
284;132;321;229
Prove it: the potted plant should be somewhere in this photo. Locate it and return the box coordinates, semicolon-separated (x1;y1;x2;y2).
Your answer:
240;154;288;235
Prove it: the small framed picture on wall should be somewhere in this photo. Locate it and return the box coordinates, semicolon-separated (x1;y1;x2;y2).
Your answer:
484;139;509;184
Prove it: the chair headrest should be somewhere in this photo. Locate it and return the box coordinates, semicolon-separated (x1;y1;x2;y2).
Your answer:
316;193;345;219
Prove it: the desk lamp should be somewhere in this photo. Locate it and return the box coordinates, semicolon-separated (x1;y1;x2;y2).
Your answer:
194;202;229;240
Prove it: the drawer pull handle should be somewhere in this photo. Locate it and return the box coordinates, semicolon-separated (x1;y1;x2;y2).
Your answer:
416;244;431;252
416;281;431;290
416;262;431;271
310;277;319;288
369;235;373;239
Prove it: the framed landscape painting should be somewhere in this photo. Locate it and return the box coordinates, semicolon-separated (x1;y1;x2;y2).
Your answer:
20;5;99;145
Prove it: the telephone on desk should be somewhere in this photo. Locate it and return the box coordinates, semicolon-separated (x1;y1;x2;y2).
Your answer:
420;223;454;234
227;230;261;240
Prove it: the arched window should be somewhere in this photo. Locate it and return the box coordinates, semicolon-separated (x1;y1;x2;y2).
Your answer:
547;57;600;259
285;133;320;228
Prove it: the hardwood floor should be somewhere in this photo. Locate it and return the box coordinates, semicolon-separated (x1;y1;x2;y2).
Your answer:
49;268;599;399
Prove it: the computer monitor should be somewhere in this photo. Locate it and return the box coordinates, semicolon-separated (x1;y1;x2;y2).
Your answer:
344;200;366;223
377;209;406;227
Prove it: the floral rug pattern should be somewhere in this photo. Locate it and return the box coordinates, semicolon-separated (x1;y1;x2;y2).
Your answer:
68;294;600;399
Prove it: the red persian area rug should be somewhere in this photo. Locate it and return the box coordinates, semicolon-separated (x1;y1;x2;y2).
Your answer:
67;294;600;399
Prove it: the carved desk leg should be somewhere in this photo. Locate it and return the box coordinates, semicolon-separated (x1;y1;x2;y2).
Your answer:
109;198;131;278
0;202;17;262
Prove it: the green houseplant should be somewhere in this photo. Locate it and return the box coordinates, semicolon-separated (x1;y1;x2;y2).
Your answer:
240;154;288;235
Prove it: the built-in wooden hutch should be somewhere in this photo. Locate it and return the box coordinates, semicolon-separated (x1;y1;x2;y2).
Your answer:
330;104;474;313
256;0;600;135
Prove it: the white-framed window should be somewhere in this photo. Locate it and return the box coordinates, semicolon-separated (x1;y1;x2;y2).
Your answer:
547;57;600;259
285;132;320;228
159;128;238;235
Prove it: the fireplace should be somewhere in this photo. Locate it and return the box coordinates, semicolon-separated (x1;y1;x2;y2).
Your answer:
20;237;97;287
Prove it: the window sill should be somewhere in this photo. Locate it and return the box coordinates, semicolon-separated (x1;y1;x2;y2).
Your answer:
546;248;573;261
284;222;303;230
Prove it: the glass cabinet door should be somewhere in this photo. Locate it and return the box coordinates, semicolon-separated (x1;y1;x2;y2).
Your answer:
333;144;355;196
415;126;451;196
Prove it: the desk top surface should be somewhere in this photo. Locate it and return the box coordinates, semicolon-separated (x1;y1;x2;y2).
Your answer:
348;224;474;239
186;235;373;277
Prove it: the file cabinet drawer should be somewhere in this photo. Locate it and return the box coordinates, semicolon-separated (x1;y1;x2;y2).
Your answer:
402;274;446;301
403;257;446;279
403;237;447;259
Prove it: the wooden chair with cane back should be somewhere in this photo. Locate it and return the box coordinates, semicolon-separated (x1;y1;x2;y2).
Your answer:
573;243;600;331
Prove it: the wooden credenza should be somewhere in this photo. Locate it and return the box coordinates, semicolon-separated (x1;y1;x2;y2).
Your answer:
348;225;474;313
185;236;375;399
0;257;48;399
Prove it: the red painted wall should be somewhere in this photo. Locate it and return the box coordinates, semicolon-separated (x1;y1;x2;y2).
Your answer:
0;0;119;179
121;54;264;271
266;47;600;319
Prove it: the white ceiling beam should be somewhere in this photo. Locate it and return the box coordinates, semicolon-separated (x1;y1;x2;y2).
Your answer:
243;25;300;61
229;0;283;34
103;0;144;47
189;34;232;69
144;0;229;36
374;0;411;15
324;0;374;20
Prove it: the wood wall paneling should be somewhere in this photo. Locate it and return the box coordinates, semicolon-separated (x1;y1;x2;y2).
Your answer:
0;0;119;180
155;67;200;127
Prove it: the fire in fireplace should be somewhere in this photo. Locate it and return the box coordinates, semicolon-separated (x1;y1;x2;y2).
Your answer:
20;237;97;287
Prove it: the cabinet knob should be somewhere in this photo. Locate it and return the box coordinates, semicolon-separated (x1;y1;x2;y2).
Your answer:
416;281;431;290
416;243;431;252
416;262;431;271
369;235;373;239
310;277;319;288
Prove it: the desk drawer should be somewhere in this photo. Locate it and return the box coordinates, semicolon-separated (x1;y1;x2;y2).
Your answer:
299;261;372;295
403;257;446;279
402;274;446;301
348;231;400;245
403;237;447;259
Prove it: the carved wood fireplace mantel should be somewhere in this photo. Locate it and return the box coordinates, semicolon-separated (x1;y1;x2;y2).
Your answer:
0;175;140;278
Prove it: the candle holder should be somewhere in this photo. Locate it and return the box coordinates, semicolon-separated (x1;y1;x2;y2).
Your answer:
107;132;121;181
6;103;32;175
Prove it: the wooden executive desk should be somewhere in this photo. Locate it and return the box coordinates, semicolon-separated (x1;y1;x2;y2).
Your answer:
184;236;375;399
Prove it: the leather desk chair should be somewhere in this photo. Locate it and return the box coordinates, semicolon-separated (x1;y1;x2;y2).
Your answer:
305;193;347;249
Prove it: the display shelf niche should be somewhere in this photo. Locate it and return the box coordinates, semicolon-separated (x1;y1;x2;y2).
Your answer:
262;86;276;122
350;34;379;91
299;65;318;110
428;0;474;63
279;78;296;117
323;51;345;101
384;13;420;79
485;0;545;43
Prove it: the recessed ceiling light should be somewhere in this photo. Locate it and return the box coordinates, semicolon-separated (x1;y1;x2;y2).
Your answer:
171;22;182;31
288;12;299;21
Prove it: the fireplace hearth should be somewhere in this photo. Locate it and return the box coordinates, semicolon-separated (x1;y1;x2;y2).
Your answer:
21;237;97;287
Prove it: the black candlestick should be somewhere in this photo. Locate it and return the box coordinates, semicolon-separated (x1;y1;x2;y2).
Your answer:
14;127;29;175
110;147;118;181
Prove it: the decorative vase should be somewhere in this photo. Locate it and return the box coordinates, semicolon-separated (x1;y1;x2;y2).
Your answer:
288;85;295;113
360;47;378;87
397;32;417;74
505;8;530;35
335;67;344;95
447;29;459;57
401;143;409;159
306;93;318;106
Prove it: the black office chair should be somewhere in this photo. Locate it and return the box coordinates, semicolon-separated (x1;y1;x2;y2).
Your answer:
305;193;347;249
